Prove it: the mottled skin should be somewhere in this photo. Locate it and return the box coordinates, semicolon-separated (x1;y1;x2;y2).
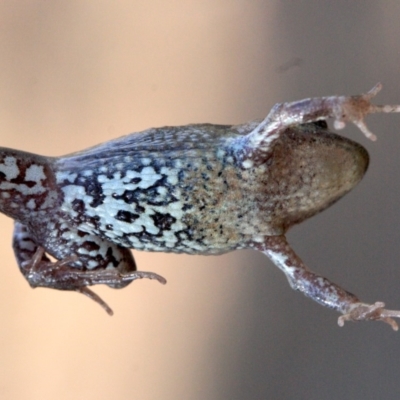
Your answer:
5;84;400;327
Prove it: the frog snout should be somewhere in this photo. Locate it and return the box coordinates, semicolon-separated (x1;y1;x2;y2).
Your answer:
318;138;369;195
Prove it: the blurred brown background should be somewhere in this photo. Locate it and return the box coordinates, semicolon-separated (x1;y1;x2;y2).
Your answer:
1;1;400;399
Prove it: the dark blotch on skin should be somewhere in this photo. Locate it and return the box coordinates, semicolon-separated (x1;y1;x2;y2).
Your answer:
151;212;176;231
86;181;105;207
82;240;100;252
115;210;140;223
71;199;85;214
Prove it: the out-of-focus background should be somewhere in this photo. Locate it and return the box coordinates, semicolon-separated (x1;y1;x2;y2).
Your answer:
1;2;400;399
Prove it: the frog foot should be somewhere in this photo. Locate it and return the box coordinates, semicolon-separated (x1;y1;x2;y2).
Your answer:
333;83;400;141
22;247;167;316
338;301;400;330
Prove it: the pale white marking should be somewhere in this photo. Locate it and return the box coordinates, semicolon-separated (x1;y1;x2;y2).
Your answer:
157;186;168;196
138;167;162;189
216;149;226;159
174;159;183;169
316;277;326;286
88;260;99;268
62;231;77;241
141;158;151;166
161;230;178;245
162;166;178;185
267;250;296;275
78;247;99;257
267;250;289;267
25;164;46;183
0;157;19;180
184;242;206;251
167;174;178;185
124;235;144;249
48;229;58;238
242;159;254;169
98;167;162;191
22;240;36;251
124;170;139;181
56;171;77;184
140;217;160;235
40;190;58;209
78;247;89;255
60;185;93;217
26;199;36;210
100;179;130;193
168;201;183;211
47;222;56;230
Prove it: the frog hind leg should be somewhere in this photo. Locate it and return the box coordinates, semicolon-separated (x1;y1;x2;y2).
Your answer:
257;235;400;330
12;222;166;315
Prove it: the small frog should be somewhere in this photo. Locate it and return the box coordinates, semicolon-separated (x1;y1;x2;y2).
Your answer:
6;84;400;328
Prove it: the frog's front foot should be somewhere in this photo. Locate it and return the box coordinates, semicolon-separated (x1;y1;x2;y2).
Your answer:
333;83;400;141
338;301;400;330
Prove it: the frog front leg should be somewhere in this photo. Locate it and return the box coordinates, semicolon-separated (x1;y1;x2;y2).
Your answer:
243;84;400;154
12;222;166;315
257;236;400;329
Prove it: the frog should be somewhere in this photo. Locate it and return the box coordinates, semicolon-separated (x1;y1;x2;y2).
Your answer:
6;83;400;328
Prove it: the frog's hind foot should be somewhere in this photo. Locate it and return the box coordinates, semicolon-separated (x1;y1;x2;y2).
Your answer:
338;301;400;331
